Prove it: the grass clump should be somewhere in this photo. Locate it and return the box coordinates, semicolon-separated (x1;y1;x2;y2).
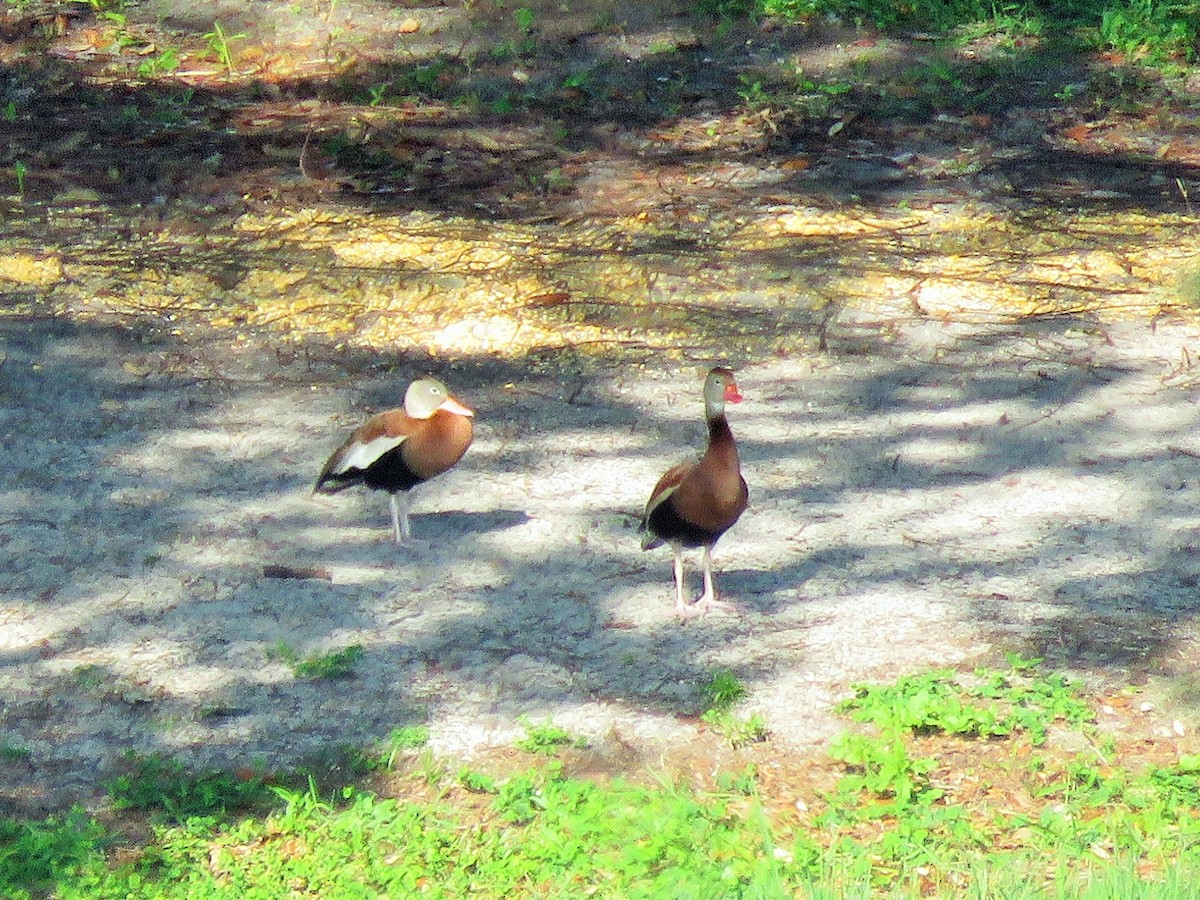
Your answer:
16;660;1200;897
104;753;274;822
701;0;1198;64
0;809;104;900
40;769;804;898
266;641;365;680
701;669;770;748
837;652;1093;745
514;718;590;755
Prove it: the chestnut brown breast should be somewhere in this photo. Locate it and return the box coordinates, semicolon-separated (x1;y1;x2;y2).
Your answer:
402;408;474;481
315;407;473;495
643;416;748;548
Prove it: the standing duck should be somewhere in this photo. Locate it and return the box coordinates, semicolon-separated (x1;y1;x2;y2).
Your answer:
641;366;748;618
315;376;474;544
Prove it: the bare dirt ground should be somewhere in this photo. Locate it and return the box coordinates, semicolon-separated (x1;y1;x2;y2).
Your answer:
3;0;1200;816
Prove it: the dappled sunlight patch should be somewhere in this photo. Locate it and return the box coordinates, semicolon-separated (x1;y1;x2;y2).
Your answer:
894;434;983;467
758;204;933;239
0;251;64;286
919;472;1141;531
5;196;1197;364
0;606;76;654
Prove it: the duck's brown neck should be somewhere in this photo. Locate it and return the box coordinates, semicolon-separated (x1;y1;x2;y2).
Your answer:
707;414;738;460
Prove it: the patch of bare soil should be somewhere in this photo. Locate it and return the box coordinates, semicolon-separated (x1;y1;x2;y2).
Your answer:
2;0;1200;819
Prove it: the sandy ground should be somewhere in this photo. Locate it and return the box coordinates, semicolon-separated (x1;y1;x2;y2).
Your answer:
5;309;1200;813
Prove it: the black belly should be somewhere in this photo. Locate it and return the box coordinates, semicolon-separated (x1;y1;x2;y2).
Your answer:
321;448;424;494
645;500;726;548
358;448;425;493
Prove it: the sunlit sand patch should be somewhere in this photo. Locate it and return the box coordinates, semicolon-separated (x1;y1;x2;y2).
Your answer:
2;202;1199;364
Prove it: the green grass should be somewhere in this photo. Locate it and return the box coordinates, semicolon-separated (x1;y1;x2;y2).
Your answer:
700;668;771;748
707;0;1197;64
104;753;275;822
514;718;590;755
836;652;1094;745
0;808;104;900
266;641;365;680
11;661;1200;898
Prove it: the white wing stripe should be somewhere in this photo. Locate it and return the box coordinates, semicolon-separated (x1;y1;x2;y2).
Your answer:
334;434;408;473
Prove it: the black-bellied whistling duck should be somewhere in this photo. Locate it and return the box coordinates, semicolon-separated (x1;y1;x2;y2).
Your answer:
641;367;748;618
315;376;474;544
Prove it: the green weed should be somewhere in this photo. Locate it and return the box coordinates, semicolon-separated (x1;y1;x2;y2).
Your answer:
136;47;179;78
711;0;1195;66
12;160;26;199
716;763;760;795
703;708;770;747
838;653;1092;745
295;644;364;679
372;724;431;770
703;668;749;711
700;669;769;747
514;718;589;755
204;21;245;77
0;743;31;763
266;641;364;679
1098;0;1197;61
104;753;273;822
365;82;389;106
0;808;105;899
458;767;498;792
16;662;1200;897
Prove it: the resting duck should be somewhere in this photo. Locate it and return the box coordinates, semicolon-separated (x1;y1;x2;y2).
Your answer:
315;376;474;544
641;367;748;618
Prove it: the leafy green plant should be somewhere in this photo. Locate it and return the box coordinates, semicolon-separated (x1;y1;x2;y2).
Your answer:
2;101;15;122
105;753;273;822
0;808;105;899
514;6;535;31
715;763;759;795
1098;0;1197;61
136;47;179;77
366;82;389;107
828;731;939;808
415;748;449;787
1151;752;1200;791
398;57;453;96
515;719;589;755
294;644;364;679
204;21;245;77
699;669;768;747
12;160;26;199
267;642;364;679
374;724;430;769
0;743;30;763
19;711;1200;899
736;72;771;109
387;724;430;750
561;70;591;91
702;708;770;747
838;654;1091;745
458;768;498;793
702;669;748;711
695;0;760;18
493;766;551;823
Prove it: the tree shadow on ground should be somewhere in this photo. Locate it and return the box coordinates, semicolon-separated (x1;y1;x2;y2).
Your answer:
3;306;1200;817
0;0;1197;222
